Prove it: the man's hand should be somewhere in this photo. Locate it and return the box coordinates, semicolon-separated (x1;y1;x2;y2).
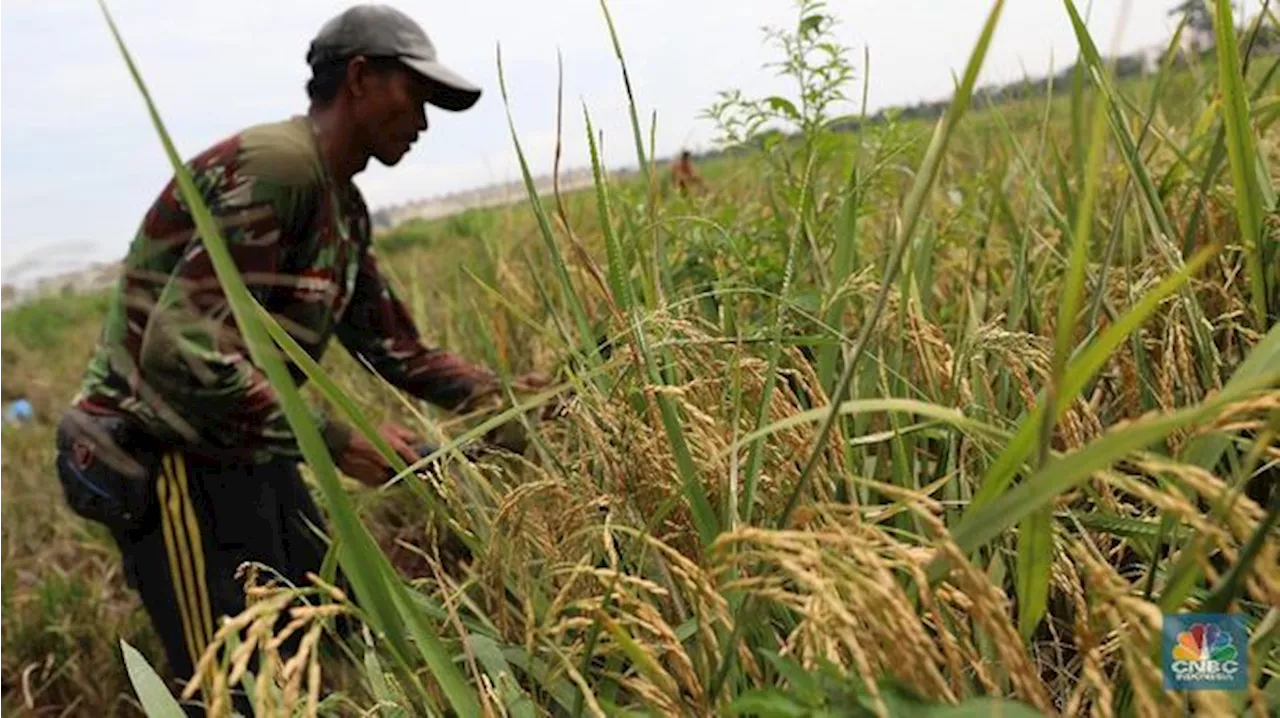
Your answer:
335;421;421;487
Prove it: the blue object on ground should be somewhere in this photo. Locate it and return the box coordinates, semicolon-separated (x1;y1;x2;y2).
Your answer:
4;399;34;424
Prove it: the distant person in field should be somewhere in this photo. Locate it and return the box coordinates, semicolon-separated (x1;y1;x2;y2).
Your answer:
671;149;706;196
53;4;545;712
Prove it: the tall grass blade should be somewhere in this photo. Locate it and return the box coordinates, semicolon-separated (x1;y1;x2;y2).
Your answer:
583;107;634;313
1017;29;1112;641
1060;511;1192;543
817;157;864;393
722;398;1008;457
1015;509;1054;640
1211;0;1270;326
1070;50;1086;186
742;168;805;525
818;46;872;396
597;0;663;304
596;0;650;182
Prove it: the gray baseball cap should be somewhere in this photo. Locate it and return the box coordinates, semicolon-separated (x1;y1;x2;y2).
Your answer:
306;4;481;111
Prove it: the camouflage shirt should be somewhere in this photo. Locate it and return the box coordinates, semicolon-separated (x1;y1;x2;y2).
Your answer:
72;115;497;461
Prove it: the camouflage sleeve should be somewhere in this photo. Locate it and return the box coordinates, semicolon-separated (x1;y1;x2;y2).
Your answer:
335;247;498;411
137;172;346;460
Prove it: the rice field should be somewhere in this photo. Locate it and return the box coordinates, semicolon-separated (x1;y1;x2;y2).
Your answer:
3;0;1279;716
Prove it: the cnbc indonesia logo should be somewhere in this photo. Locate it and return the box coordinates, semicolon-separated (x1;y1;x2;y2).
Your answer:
1164;615;1247;691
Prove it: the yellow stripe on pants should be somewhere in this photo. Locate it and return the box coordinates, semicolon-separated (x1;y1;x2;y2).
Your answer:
157;456;200;669
171;452;215;652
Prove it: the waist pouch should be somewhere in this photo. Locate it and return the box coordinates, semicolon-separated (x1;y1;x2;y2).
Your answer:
54;408;160;534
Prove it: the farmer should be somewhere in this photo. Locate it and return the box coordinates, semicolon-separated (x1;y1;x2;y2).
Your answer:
671;149;706;195
52;3;542;709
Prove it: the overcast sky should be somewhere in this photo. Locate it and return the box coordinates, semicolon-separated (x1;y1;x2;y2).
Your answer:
0;0;1237;284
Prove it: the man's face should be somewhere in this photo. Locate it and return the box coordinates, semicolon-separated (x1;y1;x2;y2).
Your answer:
350;58;432;166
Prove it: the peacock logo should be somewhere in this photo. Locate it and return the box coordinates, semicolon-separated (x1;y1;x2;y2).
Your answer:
1172;623;1237;663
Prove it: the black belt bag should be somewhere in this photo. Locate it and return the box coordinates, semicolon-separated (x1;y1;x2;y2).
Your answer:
54;408;159;534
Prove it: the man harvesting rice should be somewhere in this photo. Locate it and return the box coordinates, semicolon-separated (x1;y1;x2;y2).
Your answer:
52;4;543;710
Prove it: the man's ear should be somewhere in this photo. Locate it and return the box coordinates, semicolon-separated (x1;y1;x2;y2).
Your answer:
346;55;371;99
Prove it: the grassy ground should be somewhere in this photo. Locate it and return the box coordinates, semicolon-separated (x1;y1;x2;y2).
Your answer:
4;3;1279;715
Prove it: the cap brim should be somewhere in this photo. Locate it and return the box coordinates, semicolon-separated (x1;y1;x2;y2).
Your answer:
400;56;481;111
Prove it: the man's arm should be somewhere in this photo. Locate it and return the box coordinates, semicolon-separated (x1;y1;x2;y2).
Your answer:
334;245;499;412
